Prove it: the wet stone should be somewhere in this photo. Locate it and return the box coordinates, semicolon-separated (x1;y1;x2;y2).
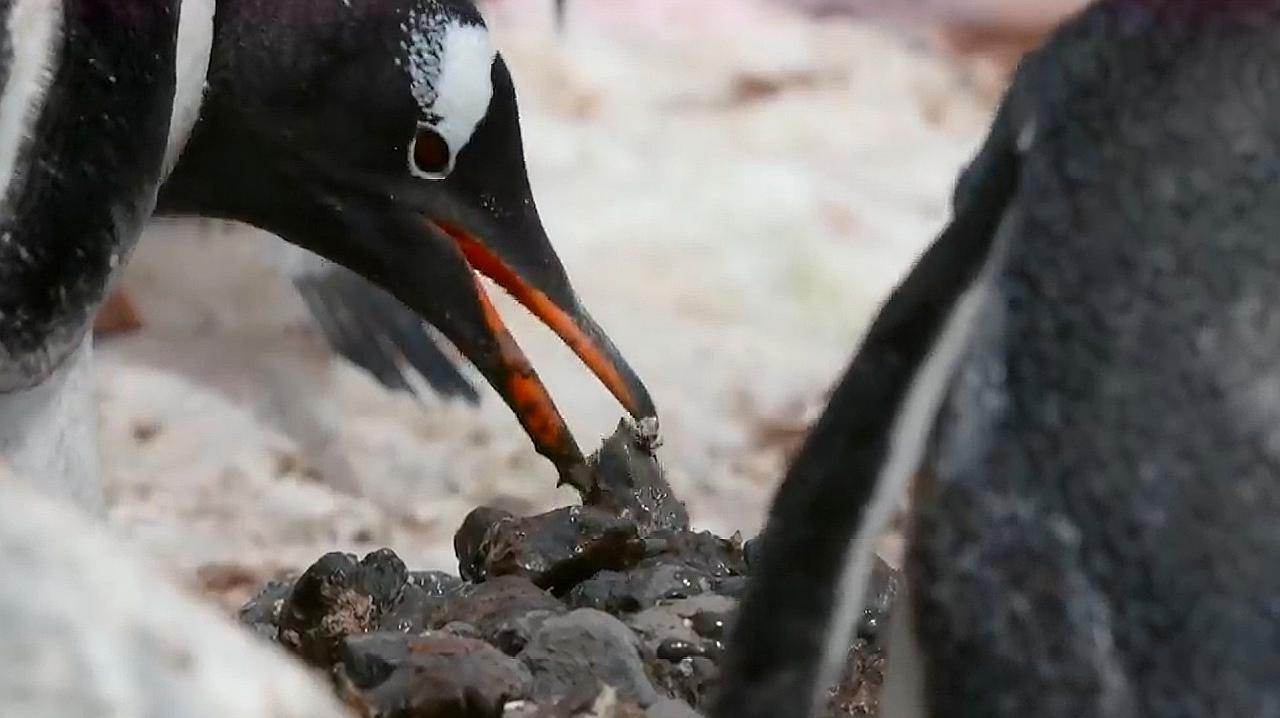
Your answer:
656;639;717;662
379;583;449;634
859;556;900;642
645;698;702;718
491;609;557;656
432;575;566;642
646;656;719;712
277;552;379;667
411;570;465;596
359;548;409;615
565;563;714;615
237;574;297;640
643;531;746;579
586;421;689;534
824;639;886;717
337;632;412;689
476;506;645;593
624;595;735;659
340;632;533;717
707;576;748;600
457;507;517;582
442;621;484;640
519;609;661;708
687;611;729;642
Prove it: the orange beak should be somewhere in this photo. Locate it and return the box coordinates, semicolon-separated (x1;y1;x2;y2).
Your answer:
434;221;657;493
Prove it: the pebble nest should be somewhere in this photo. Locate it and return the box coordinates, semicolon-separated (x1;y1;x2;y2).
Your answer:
239;422;899;717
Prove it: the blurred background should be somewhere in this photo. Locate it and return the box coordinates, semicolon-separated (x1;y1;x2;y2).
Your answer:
94;0;1087;608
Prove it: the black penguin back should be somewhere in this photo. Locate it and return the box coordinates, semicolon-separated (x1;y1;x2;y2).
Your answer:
914;3;1280;716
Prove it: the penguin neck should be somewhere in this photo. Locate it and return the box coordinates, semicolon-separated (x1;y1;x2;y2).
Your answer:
0;339;102;514
0;1;181;390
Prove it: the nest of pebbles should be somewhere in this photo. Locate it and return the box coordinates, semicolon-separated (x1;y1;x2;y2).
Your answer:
239;422;899;717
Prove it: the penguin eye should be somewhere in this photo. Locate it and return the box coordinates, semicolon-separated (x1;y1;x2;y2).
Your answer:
410;125;452;179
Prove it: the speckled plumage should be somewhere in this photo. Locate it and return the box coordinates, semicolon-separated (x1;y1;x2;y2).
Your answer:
915;3;1280;715
717;2;1280;716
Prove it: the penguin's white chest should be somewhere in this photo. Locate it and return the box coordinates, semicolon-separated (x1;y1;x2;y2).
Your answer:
0;340;101;513
163;0;216;176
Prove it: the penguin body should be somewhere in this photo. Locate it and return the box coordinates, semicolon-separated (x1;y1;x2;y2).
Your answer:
716;2;1280;716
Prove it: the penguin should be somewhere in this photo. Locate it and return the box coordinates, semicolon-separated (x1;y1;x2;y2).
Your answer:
714;2;1280;717
260;240;479;401
0;0;656;513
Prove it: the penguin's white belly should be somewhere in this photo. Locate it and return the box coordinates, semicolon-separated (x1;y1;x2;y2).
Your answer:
0;340;101;514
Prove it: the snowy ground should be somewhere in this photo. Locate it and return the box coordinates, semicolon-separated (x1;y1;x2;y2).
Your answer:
98;0;1012;608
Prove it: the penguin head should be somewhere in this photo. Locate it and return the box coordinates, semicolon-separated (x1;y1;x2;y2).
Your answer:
159;0;656;489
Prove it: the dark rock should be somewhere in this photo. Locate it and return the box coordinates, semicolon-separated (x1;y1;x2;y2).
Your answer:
642;531;746;578
338;632;533;717
686;611;729;642
823;639;886;717
656;639;717;662
858;557;900;642
411;570;465;597
565;564;714;615
379;584;448;634
491;610;557;656
646;656;719;711
505;685;652;718
277;552;377;667
645;699;703;718
519;609;661;708
707;576;748;600
456;507;515;582
624;595;735;657
477;506;645;593
358;548;409;615
562;571;633;613
441;621;484;640
432;576;566;642
238;574;296;640
586;420;689;533
337;633;411;689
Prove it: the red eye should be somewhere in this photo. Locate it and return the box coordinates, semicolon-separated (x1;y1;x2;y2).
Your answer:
411;125;451;177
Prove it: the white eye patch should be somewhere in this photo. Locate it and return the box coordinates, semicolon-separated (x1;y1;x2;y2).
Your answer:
401;9;497;180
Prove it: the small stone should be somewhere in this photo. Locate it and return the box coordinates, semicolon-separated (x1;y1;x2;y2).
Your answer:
431;576;566;641
824;638;886;717
586;420;689;533
378;583;447;634
277;552;376;667
441;621;483;640
491;609;557;656
646;657;719;711
519;609;661;708
566;564;713;615
656;639;715;662
237;575;296;640
687;611;729;641
411;570;465;596
336;632;411;689
643;531;746;578
624;595;734;658
646;699;703;718
358;548;408;614
340;632;533;716
478;506;645;592
708;576;748;600
859;556;901;642
456;506;515;581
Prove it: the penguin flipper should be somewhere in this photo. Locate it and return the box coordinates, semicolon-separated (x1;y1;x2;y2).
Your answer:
711;103;1022;718
292;260;480;403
